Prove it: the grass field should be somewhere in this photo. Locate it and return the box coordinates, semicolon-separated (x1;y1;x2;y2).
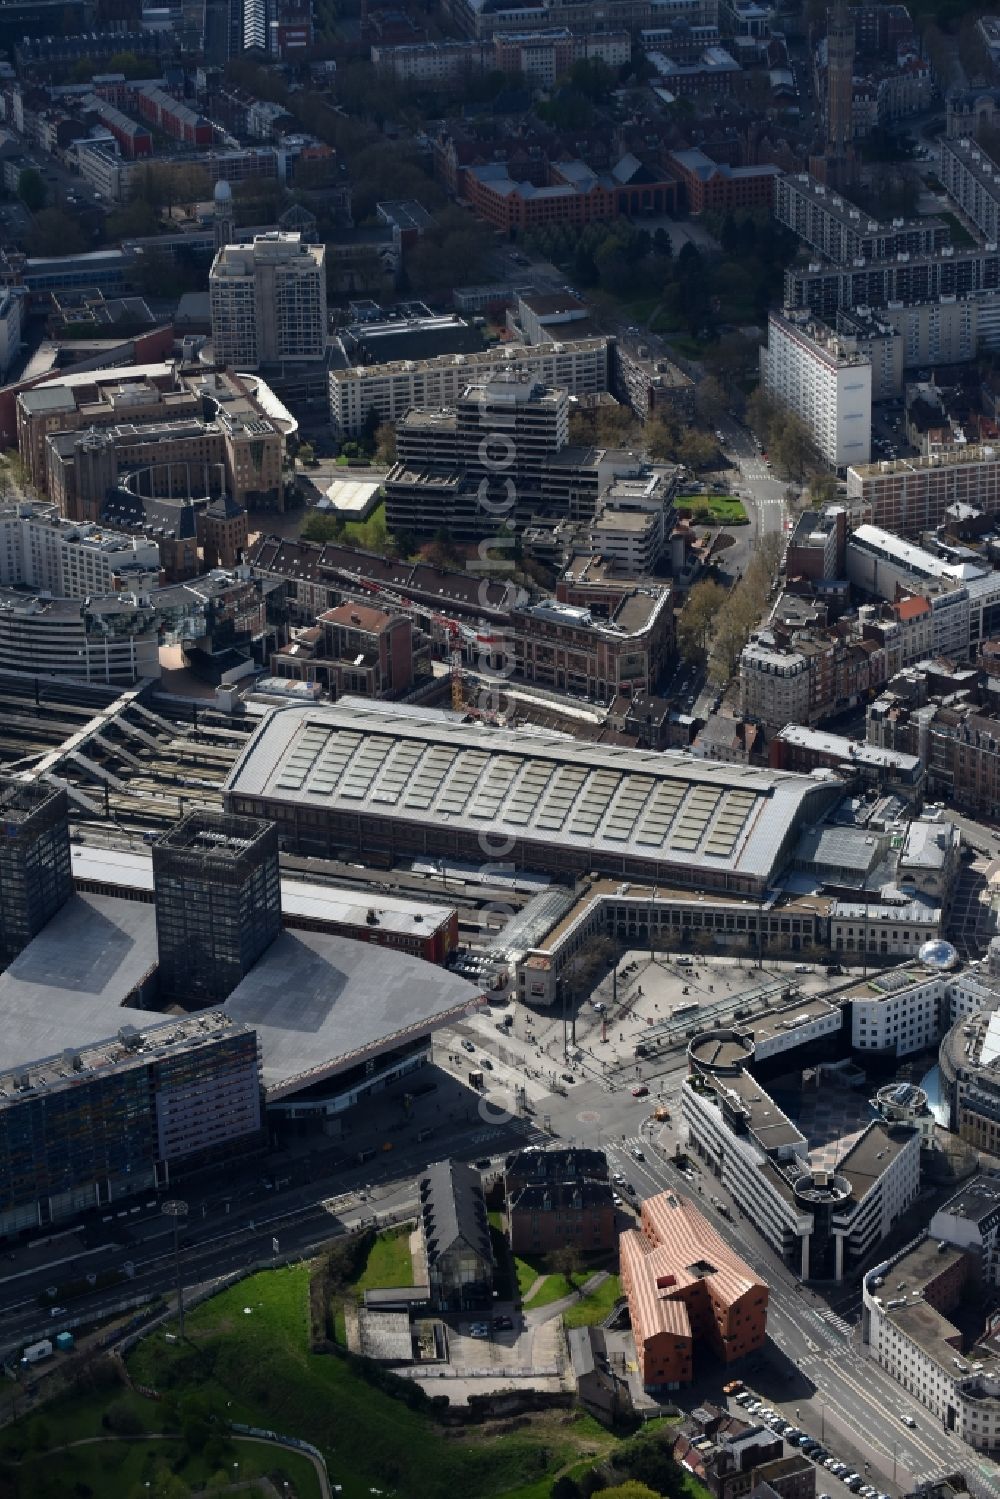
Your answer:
126;1266;585;1499
562;1275;622;1329
679;494;748;525
5;1434;323;1499
353;1227;414;1293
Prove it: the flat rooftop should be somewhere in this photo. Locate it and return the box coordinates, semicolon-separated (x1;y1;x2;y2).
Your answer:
224;928;483;1098
936;1175;1000;1224
837;1120;915;1201
69;845;456;939
224;700;842;885
746;996;840;1045
0;892;160;1071
0;892;481;1099
703;1068;807;1152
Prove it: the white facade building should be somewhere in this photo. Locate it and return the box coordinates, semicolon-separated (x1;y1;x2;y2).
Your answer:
0;504;160;597
865;1235;1000;1452
760;309;872;469
682;1055;920;1281
210;233;327;370
329;337;610;437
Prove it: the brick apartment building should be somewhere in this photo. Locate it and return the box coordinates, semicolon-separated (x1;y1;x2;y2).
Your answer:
668;149;781;216
504;1147;615;1255
620;1191;768;1389
461;156;679;234
511;592;674;700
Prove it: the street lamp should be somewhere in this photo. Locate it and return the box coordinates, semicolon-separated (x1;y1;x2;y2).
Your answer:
162;1198;189;1338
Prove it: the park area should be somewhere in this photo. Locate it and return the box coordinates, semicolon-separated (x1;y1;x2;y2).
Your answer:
677;495;748;526
0;1252;703;1499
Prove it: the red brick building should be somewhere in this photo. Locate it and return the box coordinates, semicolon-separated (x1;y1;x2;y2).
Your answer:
319;602;414;699
462;156;678;235
504;1147;616;1255
136;86;213;148
621;1192;768;1390
668;149;781;216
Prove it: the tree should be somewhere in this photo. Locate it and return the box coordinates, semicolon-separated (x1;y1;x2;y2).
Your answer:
644;416;678;461
17;168;46;213
806;472;838;508
28;209;85;258
695;376;728;427
552;1478;582;1499
373;423;397;465
297;441;316;467
549;1244;584;1294
770;409;820;480
677;429;718;470
677;580;727;665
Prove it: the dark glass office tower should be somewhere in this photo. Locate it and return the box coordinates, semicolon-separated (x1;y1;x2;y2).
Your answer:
0;779;72;967
153;811;281;1006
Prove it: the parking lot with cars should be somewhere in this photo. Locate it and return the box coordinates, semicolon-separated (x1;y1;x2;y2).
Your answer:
730;1383;914;1499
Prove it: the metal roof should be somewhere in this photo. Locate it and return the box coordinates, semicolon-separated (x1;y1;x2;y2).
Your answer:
225;701;841;883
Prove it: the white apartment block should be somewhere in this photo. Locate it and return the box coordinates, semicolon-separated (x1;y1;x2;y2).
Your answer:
682;1067;920;1281
210;233;327;370
846;962;999;1059
0;504;160;597
371;39;483;81
73;140;135;203
0;288;25;381
865;1237;1000;1452
329;337;610;437
760;310;872;469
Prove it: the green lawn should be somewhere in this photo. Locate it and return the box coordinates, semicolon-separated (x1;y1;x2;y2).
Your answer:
125;1266;575;1499
5;1434;323;1499
353;1227;414;1293
563;1275;623;1329
515;1251;543;1299
679;494;748;524
523;1273;578;1309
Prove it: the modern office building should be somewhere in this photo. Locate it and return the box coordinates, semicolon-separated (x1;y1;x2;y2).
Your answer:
682;1030;921;1281
0;779;73;969
759;310;872;469
384;377;624;538
153;812;282;1007
0;1012;263;1238
0;590;161;685
210;233;327;369
329;337;611;437
847;446;1000;534
620;1191;769;1389
17;363;288;515
224;698;844;896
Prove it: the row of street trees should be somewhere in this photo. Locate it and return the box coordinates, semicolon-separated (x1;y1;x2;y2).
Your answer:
677;531;785;688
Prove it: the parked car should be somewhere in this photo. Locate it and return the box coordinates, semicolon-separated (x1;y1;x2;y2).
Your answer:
493;1315;513;1331
468;1323;489;1338
461;1039;475;1053
632;1085;649;1097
